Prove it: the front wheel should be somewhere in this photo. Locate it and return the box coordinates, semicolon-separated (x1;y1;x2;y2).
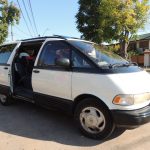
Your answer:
74;98;115;140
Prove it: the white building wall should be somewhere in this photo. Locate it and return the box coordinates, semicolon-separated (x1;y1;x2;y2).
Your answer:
136;41;140;49
149;40;150;49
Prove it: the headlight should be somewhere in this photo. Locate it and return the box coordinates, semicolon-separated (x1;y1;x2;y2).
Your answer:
113;93;150;106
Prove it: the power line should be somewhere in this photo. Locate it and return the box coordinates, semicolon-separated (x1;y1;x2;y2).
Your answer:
21;0;36;36
16;0;33;37
8;31;26;41
42;28;50;36
15;26;32;37
28;0;39;36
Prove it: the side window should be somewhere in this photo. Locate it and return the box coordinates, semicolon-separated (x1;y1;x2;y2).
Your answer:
38;41;70;67
0;44;17;64
72;50;92;68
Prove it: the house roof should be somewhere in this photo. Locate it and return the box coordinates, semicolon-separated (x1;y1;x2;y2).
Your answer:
131;33;150;41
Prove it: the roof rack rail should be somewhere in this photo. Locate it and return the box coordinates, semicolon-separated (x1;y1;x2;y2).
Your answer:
53;35;80;40
21;37;47;41
53;35;66;39
18;35;80;42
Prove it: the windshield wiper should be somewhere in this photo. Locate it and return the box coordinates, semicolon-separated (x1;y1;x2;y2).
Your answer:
126;62;138;66
109;62;138;68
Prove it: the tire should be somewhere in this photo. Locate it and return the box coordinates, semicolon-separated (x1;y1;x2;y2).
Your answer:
0;93;14;106
74;98;115;140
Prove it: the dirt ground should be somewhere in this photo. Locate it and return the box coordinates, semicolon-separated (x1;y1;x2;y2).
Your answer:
0;101;150;150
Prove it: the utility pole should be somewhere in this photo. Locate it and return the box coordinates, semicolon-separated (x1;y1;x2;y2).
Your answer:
11;24;14;41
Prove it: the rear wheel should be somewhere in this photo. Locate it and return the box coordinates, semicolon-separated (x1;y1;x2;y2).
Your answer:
0;93;14;106
74;98;115;140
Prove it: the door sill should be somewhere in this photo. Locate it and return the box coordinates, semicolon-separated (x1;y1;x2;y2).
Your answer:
13;87;34;103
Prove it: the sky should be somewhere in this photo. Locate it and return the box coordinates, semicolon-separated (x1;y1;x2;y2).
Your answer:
7;0;80;41
7;0;150;42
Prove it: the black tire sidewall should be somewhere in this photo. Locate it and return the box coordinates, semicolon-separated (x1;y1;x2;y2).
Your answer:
0;93;13;106
74;98;115;140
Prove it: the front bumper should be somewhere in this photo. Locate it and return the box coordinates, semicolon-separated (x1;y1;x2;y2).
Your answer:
111;105;150;128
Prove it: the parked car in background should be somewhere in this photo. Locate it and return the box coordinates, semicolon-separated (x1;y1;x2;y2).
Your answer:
0;36;150;140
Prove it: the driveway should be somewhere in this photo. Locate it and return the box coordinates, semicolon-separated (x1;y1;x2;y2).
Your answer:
0;101;150;150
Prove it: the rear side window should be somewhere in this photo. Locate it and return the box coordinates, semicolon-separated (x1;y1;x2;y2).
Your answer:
0;44;17;64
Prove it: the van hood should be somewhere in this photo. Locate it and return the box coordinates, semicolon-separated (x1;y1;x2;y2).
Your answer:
108;70;150;94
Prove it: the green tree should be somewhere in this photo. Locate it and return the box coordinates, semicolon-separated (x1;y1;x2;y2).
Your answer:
0;0;20;44
76;0;150;58
76;0;102;43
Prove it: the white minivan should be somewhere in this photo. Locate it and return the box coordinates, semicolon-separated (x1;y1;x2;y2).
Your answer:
0;36;150;140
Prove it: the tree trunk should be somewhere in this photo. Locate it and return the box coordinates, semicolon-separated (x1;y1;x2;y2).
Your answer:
119;31;130;59
120;40;129;59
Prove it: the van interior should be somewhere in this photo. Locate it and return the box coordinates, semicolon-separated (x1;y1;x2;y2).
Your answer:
12;40;44;100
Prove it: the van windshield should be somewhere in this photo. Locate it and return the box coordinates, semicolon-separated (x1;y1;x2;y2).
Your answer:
69;40;128;68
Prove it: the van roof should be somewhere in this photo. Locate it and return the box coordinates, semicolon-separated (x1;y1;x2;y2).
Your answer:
2;35;94;45
21;35;94;44
20;35;80;42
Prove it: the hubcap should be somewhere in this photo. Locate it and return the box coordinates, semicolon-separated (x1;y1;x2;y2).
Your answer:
0;94;7;103
80;107;106;134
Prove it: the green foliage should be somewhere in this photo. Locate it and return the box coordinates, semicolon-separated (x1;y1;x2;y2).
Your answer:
128;50;143;58
76;0;103;43
0;0;20;44
76;0;150;57
107;44;120;53
99;0;150;43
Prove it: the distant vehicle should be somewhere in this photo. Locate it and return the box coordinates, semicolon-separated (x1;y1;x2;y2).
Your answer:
0;36;150;140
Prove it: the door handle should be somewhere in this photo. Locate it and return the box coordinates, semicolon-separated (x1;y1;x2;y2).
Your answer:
4;67;8;70
33;70;40;73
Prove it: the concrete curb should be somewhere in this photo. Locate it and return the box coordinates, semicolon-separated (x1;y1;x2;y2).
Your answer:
143;68;150;72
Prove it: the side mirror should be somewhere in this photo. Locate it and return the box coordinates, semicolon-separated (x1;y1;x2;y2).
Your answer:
55;58;70;68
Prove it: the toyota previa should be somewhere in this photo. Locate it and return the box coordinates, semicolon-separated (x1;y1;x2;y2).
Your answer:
0;36;150;140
